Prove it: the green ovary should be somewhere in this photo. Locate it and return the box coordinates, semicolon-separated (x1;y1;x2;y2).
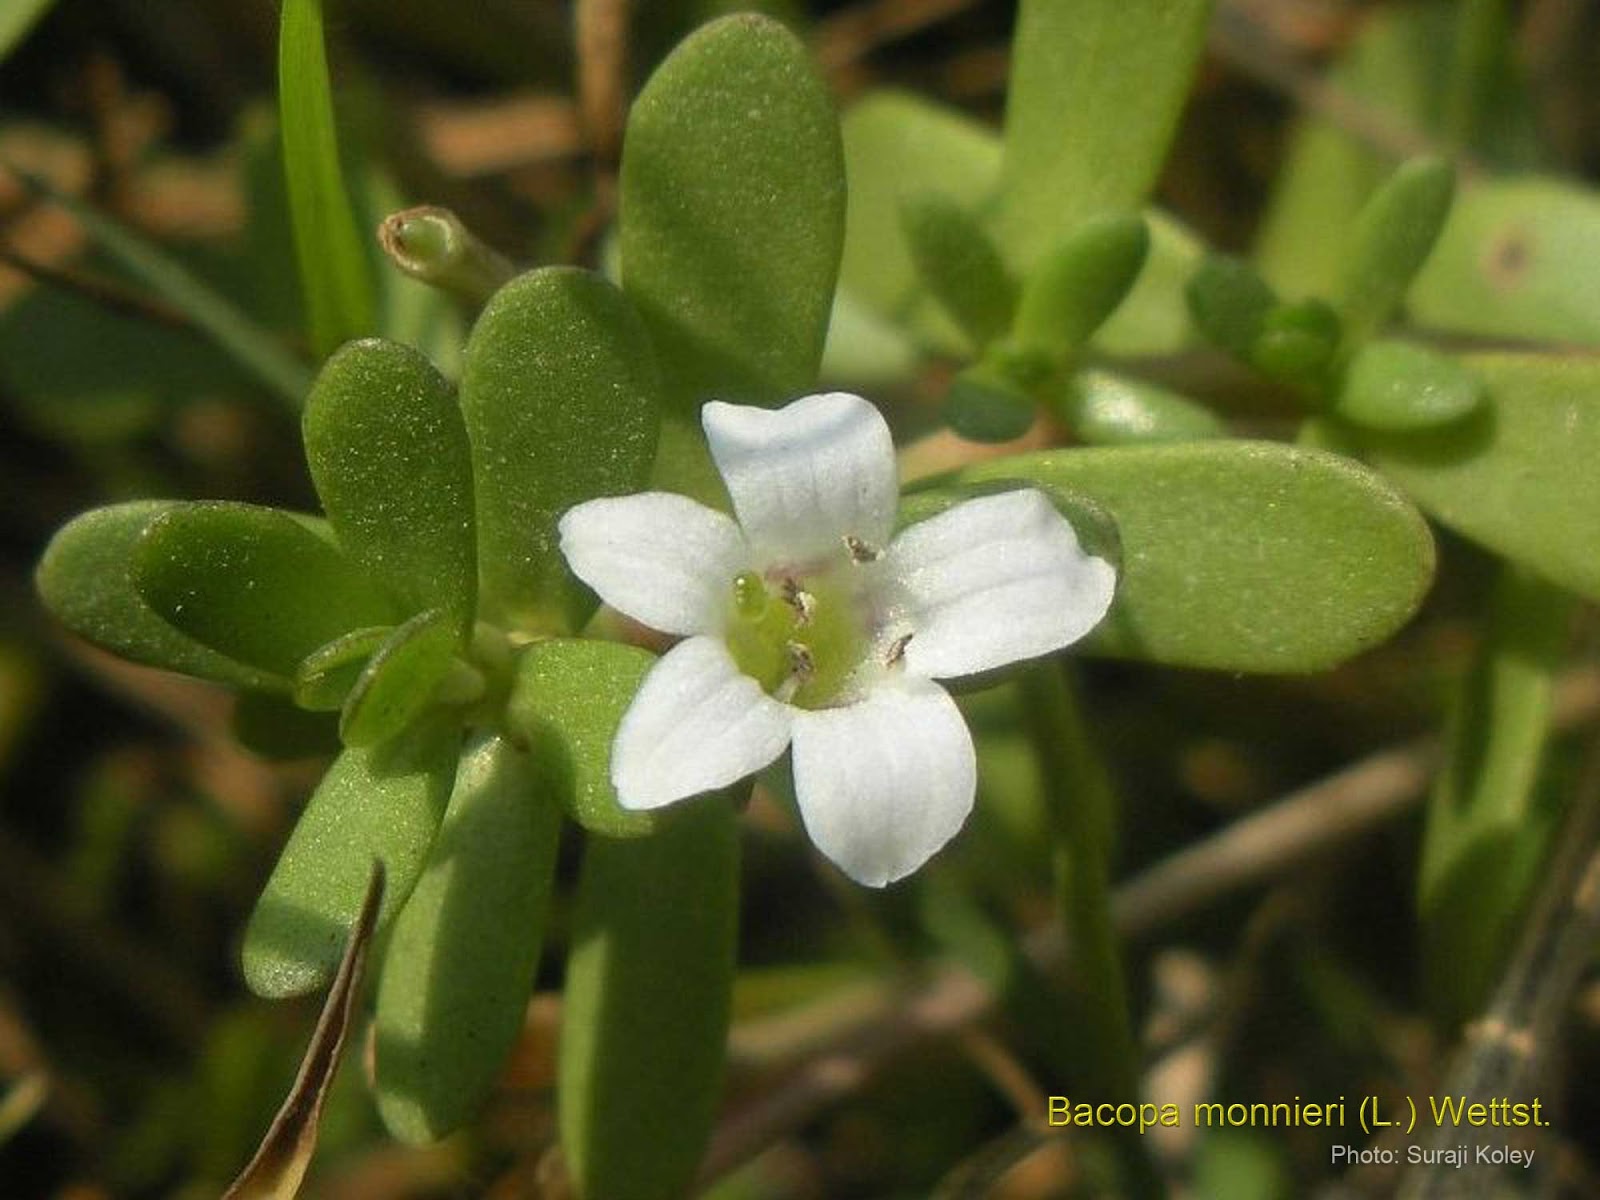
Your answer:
724;570;867;709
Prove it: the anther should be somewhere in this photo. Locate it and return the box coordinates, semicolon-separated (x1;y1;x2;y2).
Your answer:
844;535;880;563
781;580;816;626
774;641;815;703
885;632;913;668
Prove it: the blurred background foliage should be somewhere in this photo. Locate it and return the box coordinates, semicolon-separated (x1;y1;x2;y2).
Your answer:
6;1;1600;1197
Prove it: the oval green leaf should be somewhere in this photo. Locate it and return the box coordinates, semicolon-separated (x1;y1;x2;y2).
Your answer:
1411;176;1600;346
375;732;561;1143
1339;156;1455;346
304;338;476;638
560;795;739;1200
992;0;1211;269
959;441;1435;672
1311;354;1600;602
242;725;457;997
340;608;459;748
1057;371;1225;446
899;192;1016;348
620;13;844;411
505;637;658;839
458;267;660;634
36;501;280;690
294;626;392;711
1334;339;1484;432
133;502;395;681
1013;214;1149;358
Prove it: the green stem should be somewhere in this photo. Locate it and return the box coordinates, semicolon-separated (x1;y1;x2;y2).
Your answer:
1441;0;1508;151
1018;660;1160;1198
1419;564;1575;1027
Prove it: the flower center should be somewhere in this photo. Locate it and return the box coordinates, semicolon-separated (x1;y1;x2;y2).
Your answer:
724;567;867;709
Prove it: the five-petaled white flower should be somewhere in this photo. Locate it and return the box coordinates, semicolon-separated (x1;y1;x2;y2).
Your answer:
558;392;1116;886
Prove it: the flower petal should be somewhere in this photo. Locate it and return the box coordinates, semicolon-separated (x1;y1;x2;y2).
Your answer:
789;678;975;886
613;636;792;809
885;489;1116;679
559;493;746;636
703;393;897;564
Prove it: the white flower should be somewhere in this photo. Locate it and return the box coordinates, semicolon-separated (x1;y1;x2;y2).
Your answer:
558;392;1116;886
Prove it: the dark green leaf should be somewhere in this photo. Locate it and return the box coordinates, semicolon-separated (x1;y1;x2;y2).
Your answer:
340;609;459;748
1340;156;1455;345
1012;215;1149;359
1311;354;1600;602
459;268;660;633
560;795;739;1200
898;192;1015;347
1249;299;1341;392
278;0;377;355
134;503;395;681
304;339;476;637
1185;255;1277;362
37;502;279;690
992;0;1212;268
959;441;1435;672
375;733;561;1143
942;366;1037;444
242;724;457;997
1333;339;1484;431
505;637;659;839
294;626;391;711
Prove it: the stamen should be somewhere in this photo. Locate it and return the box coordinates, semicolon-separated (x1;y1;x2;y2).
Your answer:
885;632;913;668
781;580;816;626
844;535;879;563
774;641;815;703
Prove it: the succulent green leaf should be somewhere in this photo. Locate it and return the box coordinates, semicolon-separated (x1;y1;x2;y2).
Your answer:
1185;255;1278;362
242;724;457;997
36;501;280;690
232;692;340;761
1411;177;1600;345
294;626;391;711
133;503;395;681
993;0;1212;268
958;442;1435;672
1013;215;1150;361
304;339;476;637
278;0;377;356
898;192;1016;347
620;13;844;411
837;90;1001;354
1333;339;1484;432
942;364;1037;445
1340;157;1455;346
505;638;659;838
375;732;561;1143
1311;354;1600;602
458;267;660;633
339;609;459;749
560;795;739;1200
1057;370;1226;446
1249;299;1342;393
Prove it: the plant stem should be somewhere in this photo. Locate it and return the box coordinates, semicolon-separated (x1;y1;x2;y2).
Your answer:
1017;660;1159;1198
1419;564;1575;1027
1442;0;1510;152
